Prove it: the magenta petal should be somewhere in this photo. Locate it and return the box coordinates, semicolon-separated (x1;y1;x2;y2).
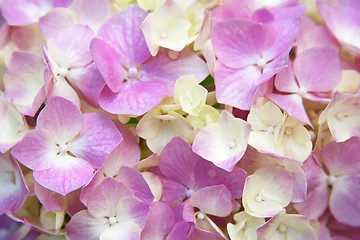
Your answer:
266;93;312;126
99;81;167;116
262;17;300;61
68;63;106;108
321;137;360;176
160;179;187;205
70;112;122;169
86;178;133;218
37;96;83;144
189;185;234;217
194;161;247;199
11;129;57;171
141;201;175;240
293;47;342;92
214;62;261;110
96;4;150;67
34;183;67;211
211;19;263;69
167;221;194;240
0;153;28;215
274;64;299;93
116;166;154;205
90;38;125;93
102;123;140;176
330;175;360;227
39;8;76;39
140;48;209;95
66;210;108;240
33;155;94;196
159;137;201;188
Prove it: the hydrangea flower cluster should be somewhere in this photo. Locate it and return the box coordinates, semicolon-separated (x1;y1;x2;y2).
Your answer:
0;0;360;239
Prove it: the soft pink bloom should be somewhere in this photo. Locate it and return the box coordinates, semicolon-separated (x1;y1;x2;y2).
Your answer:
11;97;122;195
66;178;150;240
91;4;208;116
211;17;300;109
317;0;360;54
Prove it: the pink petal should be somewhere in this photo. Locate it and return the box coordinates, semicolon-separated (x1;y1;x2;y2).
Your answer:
37;96;83;144
67;63;106;108
90;38;125;93
293;47;342;92
211;19;264;69
274;63;299;93
140;48;209;96
1;0;72;26
96;4;150;67
214;62;261;110
115;196;150;230
39;8;77;39
141;202;175;240
190;185;235;217
160;179;187;205
102;123;140;176
159;137;201;188
98;81;167;116
33;154;94;196
45;24;94;68
69;112;122;169
330;175;360;227
11;129;57;171
34;183;67;211
66;210;108;240
266;93;312;126
86;177;133;218
116;166;154;205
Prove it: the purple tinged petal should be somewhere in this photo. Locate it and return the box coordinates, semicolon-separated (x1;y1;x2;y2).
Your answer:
33;154;94;196
1;0;72;26
36;96;83;144
262;17;300;61
141;201;175;240
275;63;299;93
214;62;261;110
86;178;133;218
67;63;106;108
102;123;140;177
116;166;154;205
0;153;28;215
188;228;225;240
190;185;235;217
211;19;264;69
159;137;201;188
160;179;187;205
11;129;57;171
293;47;342;92
96;4;150;67
98;81;167;116
66;210;108;240
90;38;125;93
3;51;45;116
115;196;150;230
69;112;122;169
266;93;312;126
34;183;67;211
140;48;209;96
330;176;360;227
194;161;247;199
39;8;77;39
167;221;194;240
320;137;360;176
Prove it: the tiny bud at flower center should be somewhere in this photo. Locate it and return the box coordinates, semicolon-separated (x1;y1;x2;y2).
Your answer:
327;175;337;185
109;216;117;226
267;126;274;134
58;67;69;77
336;112;345;120
197;213;205;220
297;87;307;97
257;58;267;68
160;32;167;39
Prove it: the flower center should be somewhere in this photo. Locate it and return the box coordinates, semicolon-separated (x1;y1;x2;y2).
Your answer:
256;58;267;68
297;87;307;97
58;67;69;77
279;224;287;232
108;216;117;226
